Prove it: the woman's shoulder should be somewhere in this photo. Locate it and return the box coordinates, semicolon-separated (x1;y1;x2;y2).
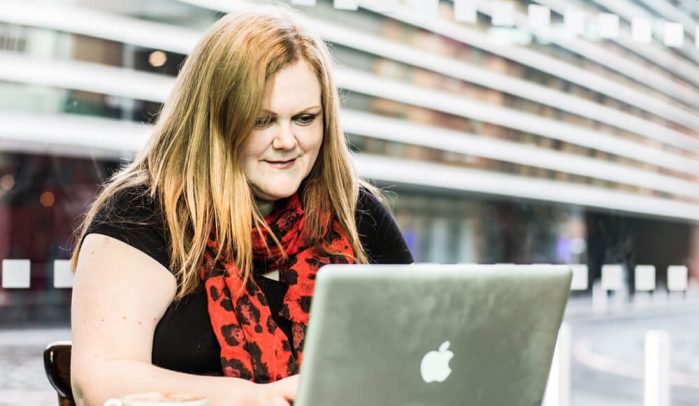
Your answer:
356;184;387;217
93;184;162;225
354;185;413;264
356;184;398;229
85;184;171;270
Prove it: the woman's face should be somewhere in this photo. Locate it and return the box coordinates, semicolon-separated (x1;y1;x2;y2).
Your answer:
242;60;324;202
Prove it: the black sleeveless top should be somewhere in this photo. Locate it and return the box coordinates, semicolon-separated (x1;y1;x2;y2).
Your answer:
85;187;413;375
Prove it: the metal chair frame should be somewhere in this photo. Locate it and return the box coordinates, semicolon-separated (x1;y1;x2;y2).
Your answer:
43;341;75;406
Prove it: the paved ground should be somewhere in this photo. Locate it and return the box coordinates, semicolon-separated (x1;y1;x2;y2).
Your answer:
569;309;699;406
2;296;698;405
0;327;70;406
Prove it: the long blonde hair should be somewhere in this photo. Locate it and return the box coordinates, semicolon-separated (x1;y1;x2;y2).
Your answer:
71;6;370;299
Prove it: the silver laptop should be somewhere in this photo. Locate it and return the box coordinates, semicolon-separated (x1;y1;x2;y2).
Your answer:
295;264;572;406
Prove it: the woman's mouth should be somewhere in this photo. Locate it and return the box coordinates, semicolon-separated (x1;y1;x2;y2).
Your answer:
265;158;296;170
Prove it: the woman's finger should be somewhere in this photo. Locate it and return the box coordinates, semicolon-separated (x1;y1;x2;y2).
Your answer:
273;374;300;400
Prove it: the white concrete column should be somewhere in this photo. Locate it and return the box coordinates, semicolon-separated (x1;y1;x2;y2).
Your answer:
53;260;74;288
333;0;358;10
542;322;571;406
1;259;30;288
427;217;450;263
644;330;671;406
454;0;478;23
569;265;588;291
667;265;688;292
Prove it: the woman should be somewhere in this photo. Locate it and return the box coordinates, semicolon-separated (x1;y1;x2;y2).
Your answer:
69;5;412;406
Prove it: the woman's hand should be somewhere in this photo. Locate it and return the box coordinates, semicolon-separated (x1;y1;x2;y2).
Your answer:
183;375;299;406
254;375;300;406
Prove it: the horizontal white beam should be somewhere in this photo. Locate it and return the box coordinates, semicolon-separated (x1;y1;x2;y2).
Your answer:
0;52;699;190
5;51;695;177
3;112;699;221
4;109;697;199
354;154;699;222
179;0;699;136
552;29;698;109
586;0;699;75
640;0;698;42
0;112;151;156
337;67;699;176
0;51;173;102
5;0;698;148
349;0;699;131
475;1;699;109
528;0;699;93
312;14;699;152
342;110;699;199
0;1;198;55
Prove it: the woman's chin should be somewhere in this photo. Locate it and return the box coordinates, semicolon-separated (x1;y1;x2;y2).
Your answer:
254;185;300;201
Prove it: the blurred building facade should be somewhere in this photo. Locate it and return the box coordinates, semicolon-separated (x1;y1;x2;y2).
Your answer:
1;0;698;324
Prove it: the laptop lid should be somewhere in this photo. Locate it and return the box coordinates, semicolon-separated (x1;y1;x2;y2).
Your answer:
295;264;572;406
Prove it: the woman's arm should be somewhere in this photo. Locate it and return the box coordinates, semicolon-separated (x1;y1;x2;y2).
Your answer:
71;234;297;406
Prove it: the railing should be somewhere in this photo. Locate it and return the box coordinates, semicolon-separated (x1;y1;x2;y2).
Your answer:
0;260;694;406
542;264;694;406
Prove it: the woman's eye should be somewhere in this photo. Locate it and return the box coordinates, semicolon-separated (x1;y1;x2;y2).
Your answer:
254;116;273;129
295;114;318;125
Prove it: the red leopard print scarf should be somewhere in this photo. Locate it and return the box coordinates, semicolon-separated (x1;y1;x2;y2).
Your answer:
199;193;354;382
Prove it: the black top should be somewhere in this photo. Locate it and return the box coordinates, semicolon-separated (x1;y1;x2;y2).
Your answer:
85;186;413;376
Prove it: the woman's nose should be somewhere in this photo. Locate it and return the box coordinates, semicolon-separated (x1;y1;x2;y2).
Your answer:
272;123;297;150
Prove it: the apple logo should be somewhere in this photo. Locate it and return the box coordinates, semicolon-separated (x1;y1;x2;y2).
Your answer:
420;341;454;383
